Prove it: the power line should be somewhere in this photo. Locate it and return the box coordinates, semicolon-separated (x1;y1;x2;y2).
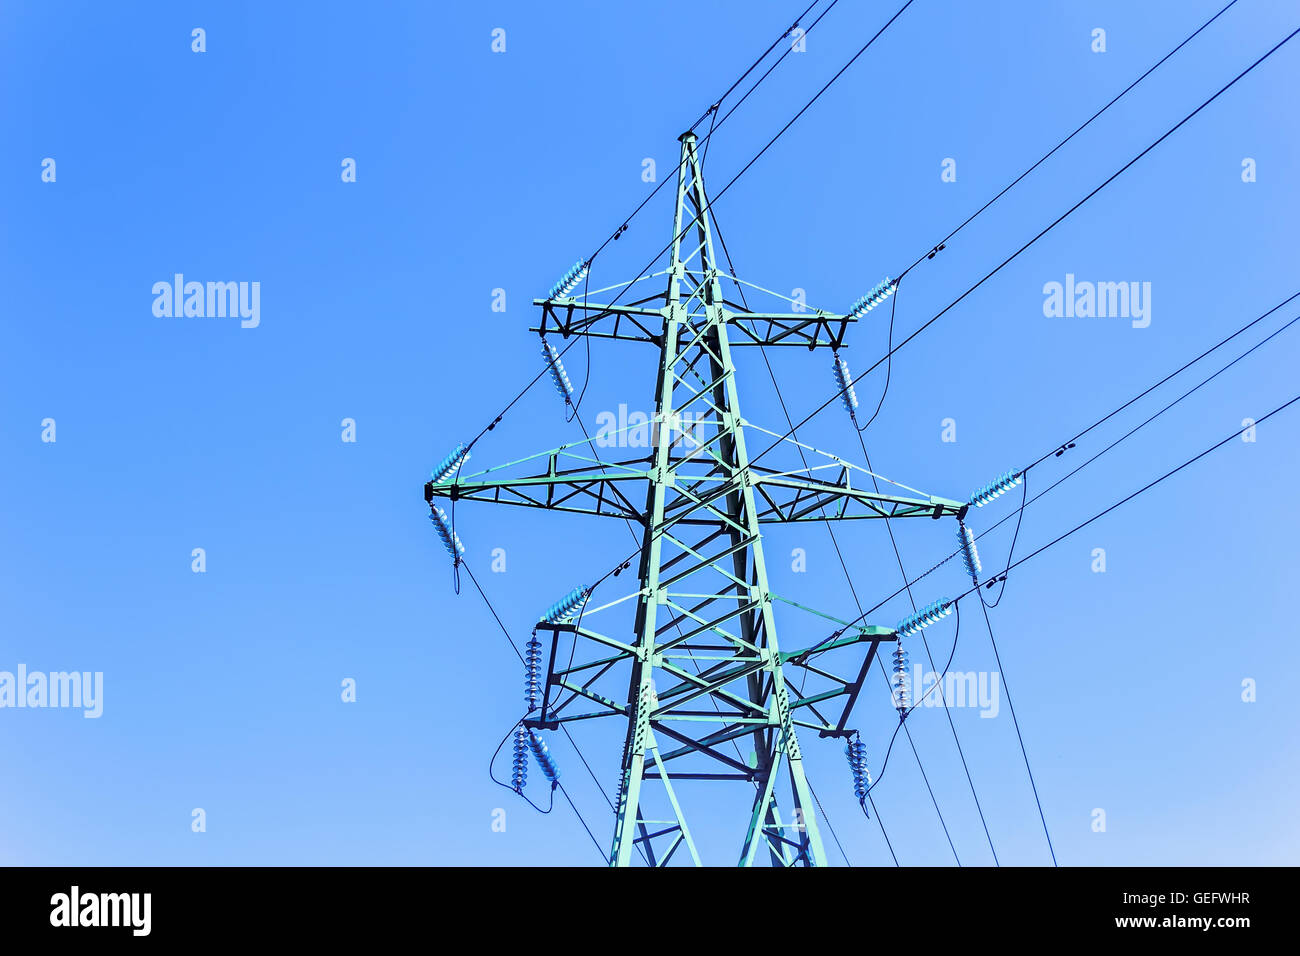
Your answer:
796;305;1300;863
697;2;1260;865
555;781;608;862
977;599;1056;866
897;718;961;865
865;792;899;866
979;475;1027;610
973;306;1300;604
864;713;906;794
462;562;524;664
750;24;1300;471
1015;312;1300;525
590;0;834;263
910;391;1300;866
708;0;916;205
808;780;853;866
689;0;825;133
862;295;1300;618
1024;290;1300;472
449;1;844;463
882;392;1300;868
958;391;1300;603
895;0;1244;282
701;1;845;172
542;0;917;346
854;278;900;433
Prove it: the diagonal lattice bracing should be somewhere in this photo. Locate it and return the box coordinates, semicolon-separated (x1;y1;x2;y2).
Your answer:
428;131;968;866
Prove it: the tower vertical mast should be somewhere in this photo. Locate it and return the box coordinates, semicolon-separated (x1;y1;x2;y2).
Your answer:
609;132;826;866
426;131;969;866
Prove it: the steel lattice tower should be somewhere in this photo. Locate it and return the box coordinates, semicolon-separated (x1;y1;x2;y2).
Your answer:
427;132;968;866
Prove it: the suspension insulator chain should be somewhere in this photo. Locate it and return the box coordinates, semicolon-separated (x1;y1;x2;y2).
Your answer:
525;631;544;714
541;339;575;405
844;731;871;815
527;730;561;788
429;506;465;559
510;727;529;794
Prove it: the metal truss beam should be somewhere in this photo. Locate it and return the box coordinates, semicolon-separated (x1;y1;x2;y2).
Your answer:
434;129;970;867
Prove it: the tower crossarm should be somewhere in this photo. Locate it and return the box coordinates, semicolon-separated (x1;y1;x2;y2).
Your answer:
721;308;853;350
532;298;667;345
424;459;651;522
745;467;968;522
532;297;855;349
781;623;899;738
428;457;966;525
532;618;900;748
780;623;897;666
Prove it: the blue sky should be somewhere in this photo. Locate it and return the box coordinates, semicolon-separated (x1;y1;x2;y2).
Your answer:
2;0;1297;866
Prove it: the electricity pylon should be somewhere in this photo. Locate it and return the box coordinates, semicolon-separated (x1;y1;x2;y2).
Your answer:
426;131;968;866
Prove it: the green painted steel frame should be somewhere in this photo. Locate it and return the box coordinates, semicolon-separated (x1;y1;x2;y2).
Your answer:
428;132;963;867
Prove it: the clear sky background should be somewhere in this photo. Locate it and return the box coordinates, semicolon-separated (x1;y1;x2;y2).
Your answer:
2;0;1297;866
